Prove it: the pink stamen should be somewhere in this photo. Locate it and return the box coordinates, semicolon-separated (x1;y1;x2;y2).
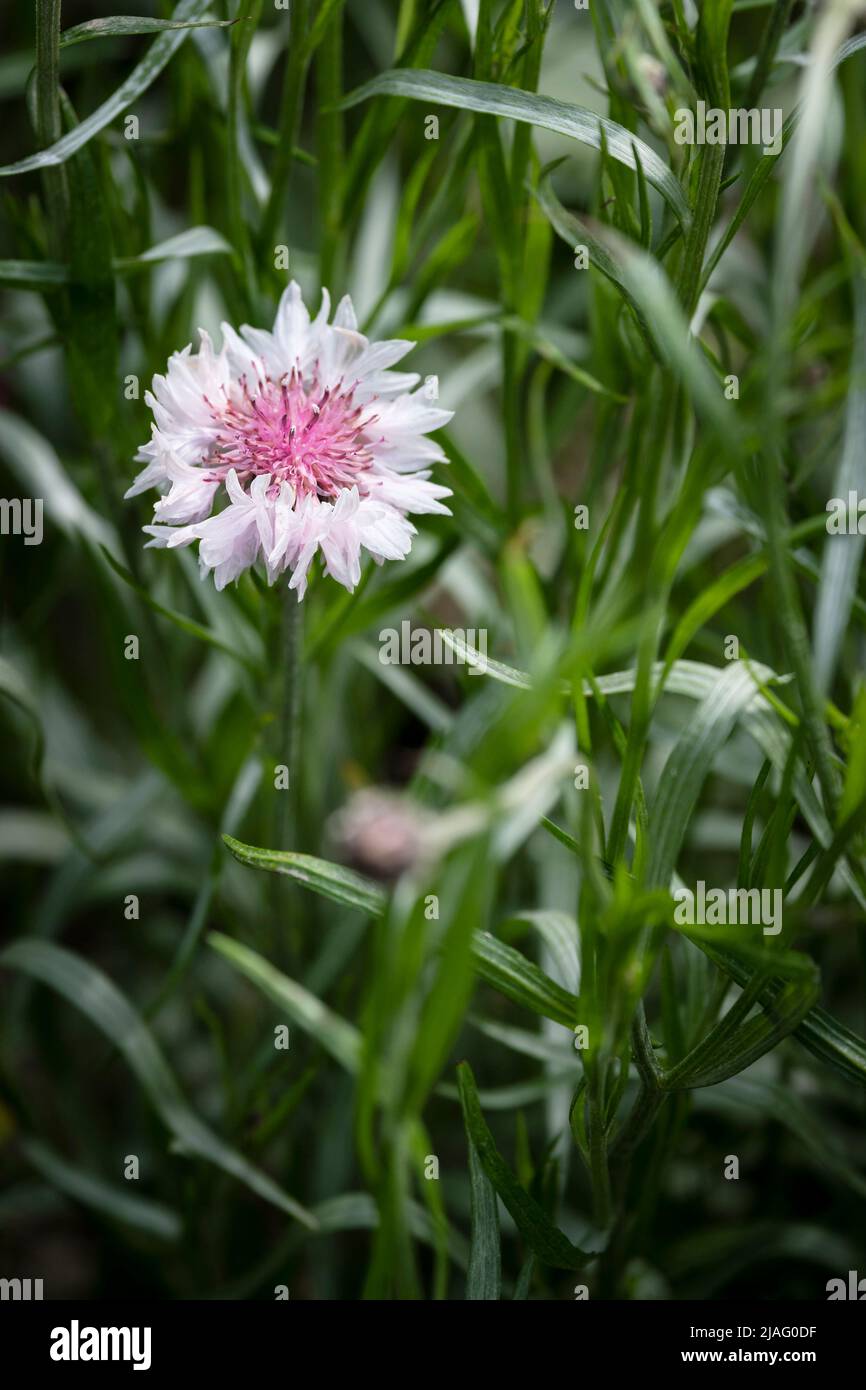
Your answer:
203;374;376;499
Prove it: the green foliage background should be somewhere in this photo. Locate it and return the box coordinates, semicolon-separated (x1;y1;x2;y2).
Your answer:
1;0;866;1300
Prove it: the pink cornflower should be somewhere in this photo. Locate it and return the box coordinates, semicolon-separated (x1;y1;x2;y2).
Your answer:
125;283;452;597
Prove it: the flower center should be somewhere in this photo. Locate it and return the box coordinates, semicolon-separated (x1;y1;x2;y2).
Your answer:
204;370;377;498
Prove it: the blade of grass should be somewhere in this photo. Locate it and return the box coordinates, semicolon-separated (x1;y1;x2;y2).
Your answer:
59;16;235;48
20;1137;181;1241
457;1061;590;1270
340;69;692;227
1;0;216;177
208;932;362;1074
0;939;318;1227
465;1127;501;1300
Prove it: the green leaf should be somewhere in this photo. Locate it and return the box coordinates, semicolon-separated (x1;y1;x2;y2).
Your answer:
441;631;788;707
465;1128;502;1300
587;222;739;437
439;629;535;688
62;87;119;437
403;837;497;1116
695;0;735;109
700;31;866;291
503;910;580;992
207;932;362;1075
662;553;767;678
501;314;628;401
705;945;866;1087
0;0;215;177
839;687;866;826
308;1192;469;1269
659;965;820;1089
0;939;317;1229
222;833;388;917
792;1006;866;1088
0;228;233;288
340;69;691;227
532;175;653;346
337;1;464;218
352;641;454;733
696;1076;866;1199
305;0;347;56
222;837;580;1028
114;225;234;271
0;259;69;288
457;1061;589;1270
633;140;652;249
472;931;578;1029
647;663;770;888
0;408;117;552
59;16;235;48
440;642;847;901
470;1015;574;1064
100;548;255;670
813;274;866;693
0;658;45;779
20;1137;181;1241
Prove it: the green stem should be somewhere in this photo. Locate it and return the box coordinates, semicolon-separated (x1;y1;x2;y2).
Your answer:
275;593;303;851
260;0;310;255
610;1007;665;1186
744;0;795;110
317;12;344;291
35;0;62;147
503;331;522;524
762;449;840;817
227;0;263;314
676;142;725;318
587;1074;612;1228
35;0;68;250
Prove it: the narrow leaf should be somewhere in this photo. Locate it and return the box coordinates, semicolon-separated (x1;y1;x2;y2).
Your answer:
207;932;362;1075
21;1137;181;1241
0;0;215;177
340;69;691;226
465;1133;501;1299
222;833;388;916
457;1061;589;1270
0;940;317;1228
59;16;234;48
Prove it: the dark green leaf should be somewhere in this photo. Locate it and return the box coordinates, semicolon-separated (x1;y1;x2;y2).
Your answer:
222;833;388;917
0;939;317;1228
465;1130;501;1299
340;69;691;226
0;0;215;177
457;1061;589;1270
208;933;362;1074
59;16;235;49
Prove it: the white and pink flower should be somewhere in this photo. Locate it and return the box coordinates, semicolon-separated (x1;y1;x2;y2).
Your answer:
126;283;453;597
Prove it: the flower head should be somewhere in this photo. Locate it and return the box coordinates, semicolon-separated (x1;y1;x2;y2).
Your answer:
126;283;452;597
330;787;430;881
